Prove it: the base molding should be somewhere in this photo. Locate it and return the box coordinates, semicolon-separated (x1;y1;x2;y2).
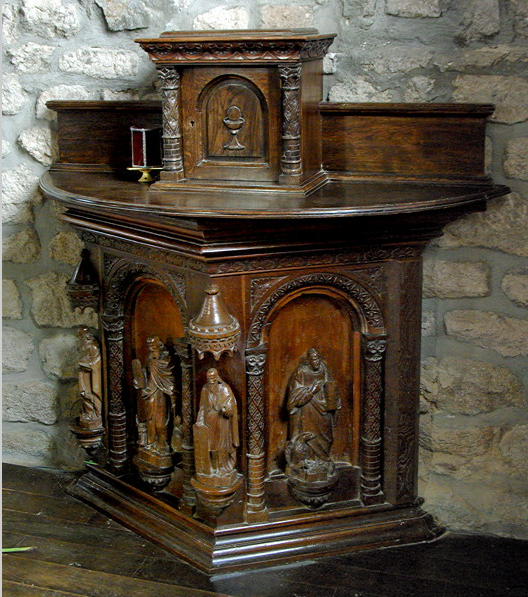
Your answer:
68;465;444;573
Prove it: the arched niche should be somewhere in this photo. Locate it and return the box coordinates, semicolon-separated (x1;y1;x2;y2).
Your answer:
199;75;268;161
264;288;361;476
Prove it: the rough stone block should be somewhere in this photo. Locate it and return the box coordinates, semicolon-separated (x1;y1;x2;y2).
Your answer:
501;271;528;307
3;227;41;263
461;0;500;42
59;48;139;79
21;0;80;39
36;85;97;120
511;0;528;38
421;356;524;415
39;333;79;380
500;424;528;476
2;381;58;424
2;164;41;224
2;424;55;467
95;0;149;31
423;259;490;298
8;42;55;73
261;5;314;28
504;137;528;181
193;7;249;30
2;327;34;373
369;47;433;75
385;0;441;18
18;126;57;167
444;310;528;357
3;280;23;319
2;75;27;115
2;3;20;44
26;272;98;329
403;76;435;102
437;193;528;257
49;230;83;265
453;75;528;124
436;45;528;71
2;139;10;158
328;76;392;102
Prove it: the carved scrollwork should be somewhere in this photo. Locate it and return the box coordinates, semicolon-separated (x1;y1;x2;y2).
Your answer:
140;40;333;64
81;231;207;274
215;246;420;275
250;275;288;309
248;272;385;347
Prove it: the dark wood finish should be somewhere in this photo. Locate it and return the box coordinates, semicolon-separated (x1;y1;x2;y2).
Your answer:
137;29;334;196
39;30;510;572
47;100;162;173
3;464;527;597
320;103;493;183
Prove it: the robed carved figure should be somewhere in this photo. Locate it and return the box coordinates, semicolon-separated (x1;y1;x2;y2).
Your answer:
78;326;103;430
285;348;341;507
69;326;104;456
192;369;242;518
132;336;175;488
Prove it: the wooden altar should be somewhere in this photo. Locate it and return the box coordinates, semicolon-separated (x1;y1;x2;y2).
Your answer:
41;29;509;572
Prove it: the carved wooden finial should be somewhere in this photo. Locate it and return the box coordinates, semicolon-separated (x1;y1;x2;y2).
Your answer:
187;285;241;360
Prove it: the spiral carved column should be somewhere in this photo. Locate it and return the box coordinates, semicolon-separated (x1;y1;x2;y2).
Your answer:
278;63;302;185
244;345;268;522
157;66;184;178
102;313;127;475
360;334;387;505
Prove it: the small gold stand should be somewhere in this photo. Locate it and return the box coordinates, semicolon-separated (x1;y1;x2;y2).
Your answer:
127;166;162;183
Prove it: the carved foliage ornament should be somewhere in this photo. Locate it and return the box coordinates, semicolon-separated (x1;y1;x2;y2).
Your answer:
248;272;385;346
139;39;333;64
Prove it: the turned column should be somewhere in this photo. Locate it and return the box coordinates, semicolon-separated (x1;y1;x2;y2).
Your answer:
102;313;127;475
360;333;387;505
244;345;269;522
278;64;302;185
157;66;184;179
174;338;196;512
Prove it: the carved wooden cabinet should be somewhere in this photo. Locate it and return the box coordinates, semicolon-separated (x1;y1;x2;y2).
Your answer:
41;30;509;572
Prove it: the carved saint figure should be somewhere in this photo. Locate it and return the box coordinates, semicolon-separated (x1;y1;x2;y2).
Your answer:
132;336;174;456
77;326;103;430
287;348;339;463
285;347;342;503
194;369;239;479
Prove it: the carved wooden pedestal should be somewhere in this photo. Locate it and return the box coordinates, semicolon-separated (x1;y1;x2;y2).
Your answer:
42;29;509;574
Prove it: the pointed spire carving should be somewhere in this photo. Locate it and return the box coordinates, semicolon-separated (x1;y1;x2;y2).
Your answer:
187;285;240;360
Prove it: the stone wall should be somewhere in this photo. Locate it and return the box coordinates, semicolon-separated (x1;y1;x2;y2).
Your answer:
3;0;527;539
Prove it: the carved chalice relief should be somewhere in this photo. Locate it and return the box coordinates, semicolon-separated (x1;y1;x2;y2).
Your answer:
222;105;246;151
285;348;341;508
191;369;242;519
69;326;104;457
132;336;175;490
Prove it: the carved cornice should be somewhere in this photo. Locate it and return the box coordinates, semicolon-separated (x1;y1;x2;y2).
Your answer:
139;39;334;64
215;246;420;275
81;231;207;274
